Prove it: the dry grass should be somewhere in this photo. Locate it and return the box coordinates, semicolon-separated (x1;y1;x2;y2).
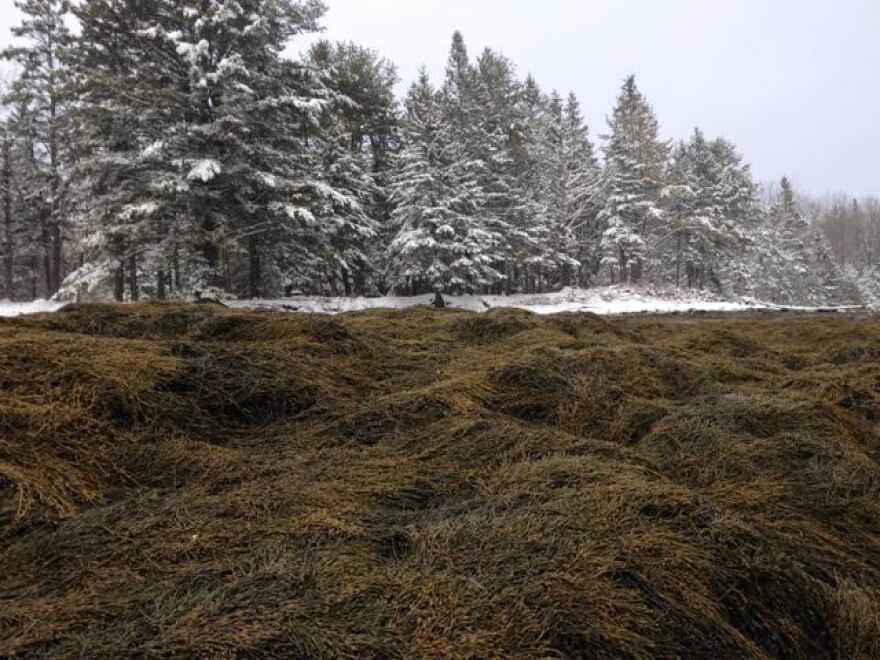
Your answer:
1;303;879;658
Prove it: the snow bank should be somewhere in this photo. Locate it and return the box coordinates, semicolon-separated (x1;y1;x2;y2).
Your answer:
229;286;816;316
0;286;862;319
0;299;65;318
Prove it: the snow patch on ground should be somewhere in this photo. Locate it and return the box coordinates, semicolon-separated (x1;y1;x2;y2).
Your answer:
0;299;65;318
0;286;863;319
228;286;832;316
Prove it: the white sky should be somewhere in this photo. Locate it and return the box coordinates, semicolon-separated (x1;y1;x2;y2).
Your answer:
1;0;878;197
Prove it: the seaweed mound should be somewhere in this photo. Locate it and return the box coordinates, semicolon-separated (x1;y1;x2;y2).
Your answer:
1;305;879;658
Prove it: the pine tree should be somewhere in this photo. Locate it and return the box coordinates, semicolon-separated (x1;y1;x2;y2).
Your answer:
663;129;755;292
387;68;502;295
2;0;74;296
307;40;400;295
598;75;668;284
307;40;399;173
66;0;346;300
537;91;602;286
0;118;15;299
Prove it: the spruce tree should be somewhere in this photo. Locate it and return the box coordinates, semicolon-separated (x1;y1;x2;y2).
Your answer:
307;40;400;295
507;74;554;292
664;129;755;292
537;91;602;286
2;0;73;295
388;68;501;295
67;0;347;299
598;75;668;284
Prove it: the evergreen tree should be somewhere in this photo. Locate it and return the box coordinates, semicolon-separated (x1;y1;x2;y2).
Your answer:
387;68;502;294
66;0;348;300
746;177;859;305
470;48;530;292
310;120;380;296
663;129;755;292
307;40;400;294
598;75;668;283
0;118;15;299
538;91;602;286
2;0;74;295
307;40;399;172
506;74;556;292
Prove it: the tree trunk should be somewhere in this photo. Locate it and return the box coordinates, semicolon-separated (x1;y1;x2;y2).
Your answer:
30;257;37;300
113;264;125;302
675;234;683;288
353;268;366;297
341;266;352;297
172;243;181;292
326;269;339;296
157;268;167;300
618;247;628;284
41;215;52;298
632;261;643;284
51;224;63;293
2;133;13;300
247;236;262;299
128;254;139;302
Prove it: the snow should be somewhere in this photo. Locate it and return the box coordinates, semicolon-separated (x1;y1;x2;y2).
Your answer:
0;299;64;318
0;286;863;320
187;159;222;182
227;286;844;316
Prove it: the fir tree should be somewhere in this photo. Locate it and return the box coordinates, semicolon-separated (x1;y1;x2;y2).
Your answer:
598;75;668;283
663;129;755;292
538;91;602;286
67;0;345;300
2;0;74;295
307;40;400;294
388;68;503;295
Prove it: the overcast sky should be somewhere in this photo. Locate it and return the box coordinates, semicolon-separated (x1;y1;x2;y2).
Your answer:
1;0;877;197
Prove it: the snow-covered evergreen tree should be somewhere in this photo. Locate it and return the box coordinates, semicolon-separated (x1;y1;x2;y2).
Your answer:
307;40;400;295
536;91;602;286
387;68;504;294
663;129;756;292
506;74;559;292
66;0;354;300
746;177;860;305
2;0;74;296
309;121;380;296
0;116;24;300
1;90;35;300
598;75;668;284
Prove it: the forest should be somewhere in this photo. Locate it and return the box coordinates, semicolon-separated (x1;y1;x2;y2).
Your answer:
1;0;878;306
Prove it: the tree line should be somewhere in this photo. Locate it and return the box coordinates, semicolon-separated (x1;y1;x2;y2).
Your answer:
0;0;875;305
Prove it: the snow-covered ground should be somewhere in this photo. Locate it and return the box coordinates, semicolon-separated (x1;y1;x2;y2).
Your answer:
229;286;837;316
0;299;65;318
0;286;863;319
